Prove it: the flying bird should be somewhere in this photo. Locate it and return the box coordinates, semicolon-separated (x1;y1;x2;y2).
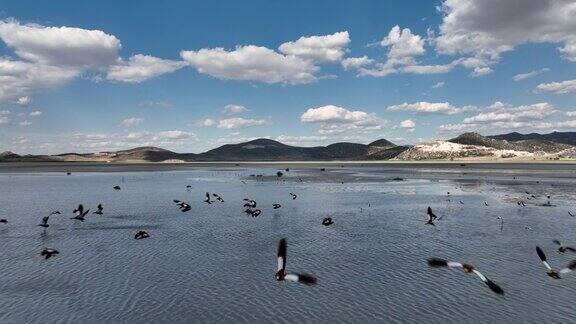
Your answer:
173;200;191;212
212;193;224;202
134;230;150;240
273;204;282;209
0;219;7;224
38;211;60;228
71;204;90;221
289;193;297;200
41;248;59;260
243;199;257;208
553;240;576;254
275;238;317;285
427;258;504;295
204;192;212;204
322;217;334;226
93;204;104;215
245;209;262;217
535;246;576;279
113;185;121;190
426;206;437;225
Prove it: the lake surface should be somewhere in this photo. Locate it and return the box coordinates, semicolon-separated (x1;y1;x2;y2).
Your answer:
1;166;576;323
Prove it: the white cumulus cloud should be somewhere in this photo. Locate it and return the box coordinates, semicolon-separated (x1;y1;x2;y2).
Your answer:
535;79;576;94
223;104;247;115
0;19;121;68
432;81;445;88
217;117;268;129
107;54;185;83
16;96;31;105
341;56;374;71
196;118;216;127
462;102;556;124
181;45;319;85
156;130;195;140
278;31;350;63
435;0;576;62
512;68;549;81
400;119;416;128
388;101;474;115
470;66;493;77
120;117;144;127
381;25;425;64
301;105;386;135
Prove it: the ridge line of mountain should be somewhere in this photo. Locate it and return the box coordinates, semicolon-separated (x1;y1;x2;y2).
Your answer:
2;131;576;162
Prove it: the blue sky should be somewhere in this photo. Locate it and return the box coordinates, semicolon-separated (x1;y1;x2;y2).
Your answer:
0;0;575;154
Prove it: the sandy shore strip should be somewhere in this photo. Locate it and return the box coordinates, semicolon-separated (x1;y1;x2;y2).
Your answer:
1;161;576;184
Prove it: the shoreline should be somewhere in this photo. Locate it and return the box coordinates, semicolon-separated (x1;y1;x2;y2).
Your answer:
1;160;576;173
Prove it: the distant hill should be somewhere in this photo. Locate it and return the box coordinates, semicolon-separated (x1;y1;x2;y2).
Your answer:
450;132;515;150
397;132;576;161
450;132;571;153
0;151;20;159
195;138;406;161
4;131;576;163
108;147;182;162
196;138;312;161
0;138;406;162
488;131;576;146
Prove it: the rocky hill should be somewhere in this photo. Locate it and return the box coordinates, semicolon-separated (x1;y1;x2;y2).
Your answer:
397;132;575;160
489;131;576;146
450;132;571;153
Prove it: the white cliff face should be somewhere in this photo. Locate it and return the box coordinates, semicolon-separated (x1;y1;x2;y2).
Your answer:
395;140;539;160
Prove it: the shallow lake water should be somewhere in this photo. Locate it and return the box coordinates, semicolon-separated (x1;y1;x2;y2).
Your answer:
1;166;575;323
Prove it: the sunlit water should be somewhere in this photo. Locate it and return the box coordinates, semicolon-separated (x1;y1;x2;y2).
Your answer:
1;167;576;323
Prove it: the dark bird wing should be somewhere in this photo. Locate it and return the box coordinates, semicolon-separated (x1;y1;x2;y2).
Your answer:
559;260;576;275
427;207;437;218
427;258;463;268
74;204;84;215
284;273;317;285
536;246;553;271
553;240;562;246
277;238;287;272
472;270;504;295
565;247;576;253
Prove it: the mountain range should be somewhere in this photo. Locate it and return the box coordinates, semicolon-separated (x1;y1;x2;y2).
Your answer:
2;131;576;163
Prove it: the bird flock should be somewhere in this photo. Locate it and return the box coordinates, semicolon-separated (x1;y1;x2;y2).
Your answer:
1;169;575;297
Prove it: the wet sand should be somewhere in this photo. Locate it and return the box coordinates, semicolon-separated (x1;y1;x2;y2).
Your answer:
1;160;576;172
1;161;576;185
